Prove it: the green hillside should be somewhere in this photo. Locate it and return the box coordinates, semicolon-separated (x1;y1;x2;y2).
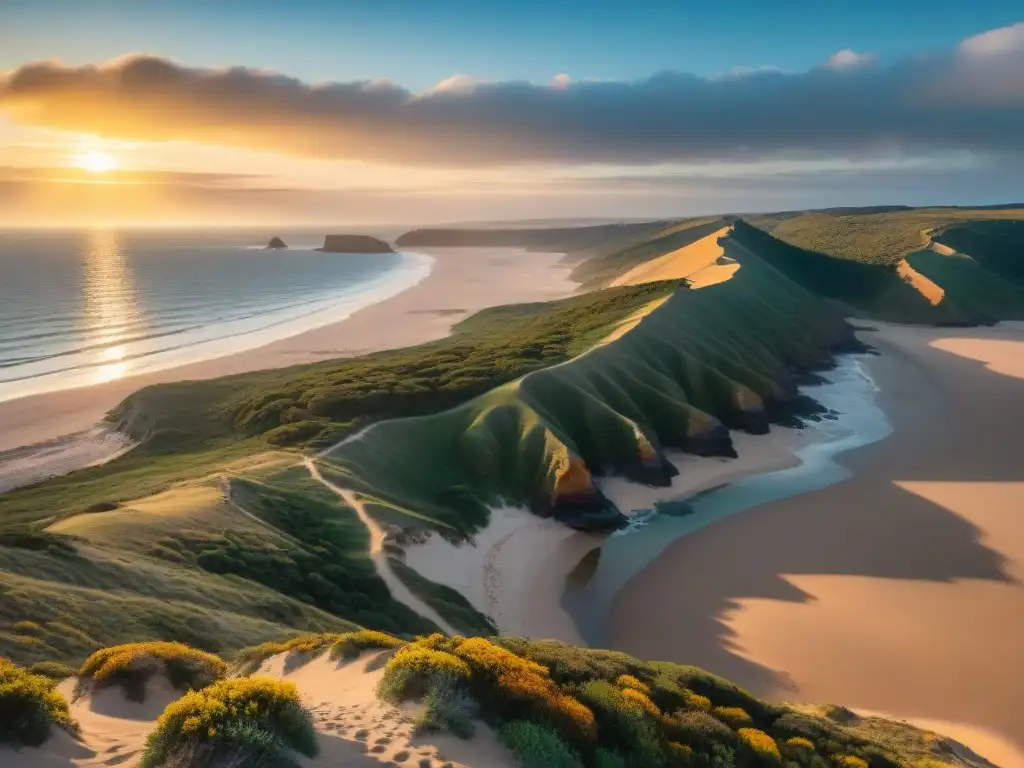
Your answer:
4;205;1024;674
309;237;854;540
753;206;1024;265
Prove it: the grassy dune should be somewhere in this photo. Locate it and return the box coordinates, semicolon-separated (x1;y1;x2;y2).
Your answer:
2;634;989;767
5;207;1024;671
311;239;853;539
754;205;1024;265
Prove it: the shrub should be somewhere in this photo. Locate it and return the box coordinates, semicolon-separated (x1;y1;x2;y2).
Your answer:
0;657;78;747
415;671;477;739
668;710;738;751
616;674;651;694
455;637;549;679
497;670;596;742
669;742;694;765
378;647;471;703
12;621;44;635
234;634;341;674
575;680;665;765
785;737;814;752
621;687;660;717
739;728;782;763
713;706;752;728
139;677;317;768
832;757;868;768
595;748;628;768
499;720;583;768
78;642;227;703
329;630;404;661
683;690;712;711
29;661;78;682
495;638;644;685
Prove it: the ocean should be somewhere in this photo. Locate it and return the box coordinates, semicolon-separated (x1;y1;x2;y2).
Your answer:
0;228;432;403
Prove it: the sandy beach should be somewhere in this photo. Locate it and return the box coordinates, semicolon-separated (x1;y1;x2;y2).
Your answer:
609;322;1024;766
402;428;807;643
0;248;576;489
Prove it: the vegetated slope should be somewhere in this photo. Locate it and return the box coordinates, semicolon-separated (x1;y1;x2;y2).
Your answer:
8;633;991;768
931;219;1024;289
759;206;1024;266
0;281;685;531
0;456;466;667
311;239;856;540
728;220;993;324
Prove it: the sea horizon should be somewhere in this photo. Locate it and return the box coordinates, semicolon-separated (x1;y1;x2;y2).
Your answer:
0;227;434;404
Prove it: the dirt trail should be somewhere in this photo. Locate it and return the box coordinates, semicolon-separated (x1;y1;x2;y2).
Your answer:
302;457;457;635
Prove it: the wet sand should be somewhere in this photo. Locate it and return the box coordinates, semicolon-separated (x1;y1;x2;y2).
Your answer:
610;323;1024;766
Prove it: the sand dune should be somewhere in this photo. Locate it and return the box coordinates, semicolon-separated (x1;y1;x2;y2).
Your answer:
610;322;1024;766
12;652;513;768
610;225;732;286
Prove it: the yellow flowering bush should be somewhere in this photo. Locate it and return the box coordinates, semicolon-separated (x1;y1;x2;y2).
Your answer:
77;642;227;703
786;736;814;751
620;687;661;718
683;689;712;711
615;674;651;695
739;728;781;762
378;646;471;702
0;657;79;747
832;756;869;768
497;669;596;742
713;705;752;727
139;677;317;768
330;630;404;661
454;637;549;678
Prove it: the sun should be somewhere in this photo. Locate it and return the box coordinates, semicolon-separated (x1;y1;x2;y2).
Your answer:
73;150;118;174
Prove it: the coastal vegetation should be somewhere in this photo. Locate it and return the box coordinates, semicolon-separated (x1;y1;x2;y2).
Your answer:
4;204;1024;685
0;656;78;747
76;641;228;702
139;677;318;768
749;206;1024;266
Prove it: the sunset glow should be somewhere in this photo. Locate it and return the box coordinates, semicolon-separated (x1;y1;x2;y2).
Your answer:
73;150;117;174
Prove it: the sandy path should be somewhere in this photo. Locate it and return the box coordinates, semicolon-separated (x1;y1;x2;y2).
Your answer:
0;248;576;490
303;458;457;635
610;322;1024;766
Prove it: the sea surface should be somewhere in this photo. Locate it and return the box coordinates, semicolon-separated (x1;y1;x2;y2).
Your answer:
0;228;432;403
562;355;893;644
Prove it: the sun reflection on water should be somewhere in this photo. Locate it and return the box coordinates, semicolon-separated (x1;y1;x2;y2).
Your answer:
83;231;141;384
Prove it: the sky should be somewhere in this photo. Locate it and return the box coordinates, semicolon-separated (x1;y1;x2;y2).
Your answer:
0;0;1021;226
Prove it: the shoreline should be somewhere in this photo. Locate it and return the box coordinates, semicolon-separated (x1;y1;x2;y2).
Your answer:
0;247;577;491
608;322;1024;765
401;355;879;643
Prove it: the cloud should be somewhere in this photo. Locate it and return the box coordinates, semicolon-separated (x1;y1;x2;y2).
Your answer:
1;22;1022;167
959;21;1024;56
824;49;876;69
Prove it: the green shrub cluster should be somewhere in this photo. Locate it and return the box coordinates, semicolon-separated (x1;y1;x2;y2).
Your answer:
77;642;227;703
139;677;317;768
367;634;915;768
164;474;441;637
0;657;78;747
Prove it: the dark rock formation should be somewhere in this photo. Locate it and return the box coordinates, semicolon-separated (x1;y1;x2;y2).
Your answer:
318;234;395;254
266;237;287;250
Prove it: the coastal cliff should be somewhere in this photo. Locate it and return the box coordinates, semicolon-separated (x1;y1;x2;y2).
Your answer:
318;234;395;253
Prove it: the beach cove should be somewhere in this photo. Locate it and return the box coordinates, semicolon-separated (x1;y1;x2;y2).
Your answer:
606;322;1024;767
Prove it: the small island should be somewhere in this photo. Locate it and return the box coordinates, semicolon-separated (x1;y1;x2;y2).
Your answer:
265;236;288;250
317;234;396;254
